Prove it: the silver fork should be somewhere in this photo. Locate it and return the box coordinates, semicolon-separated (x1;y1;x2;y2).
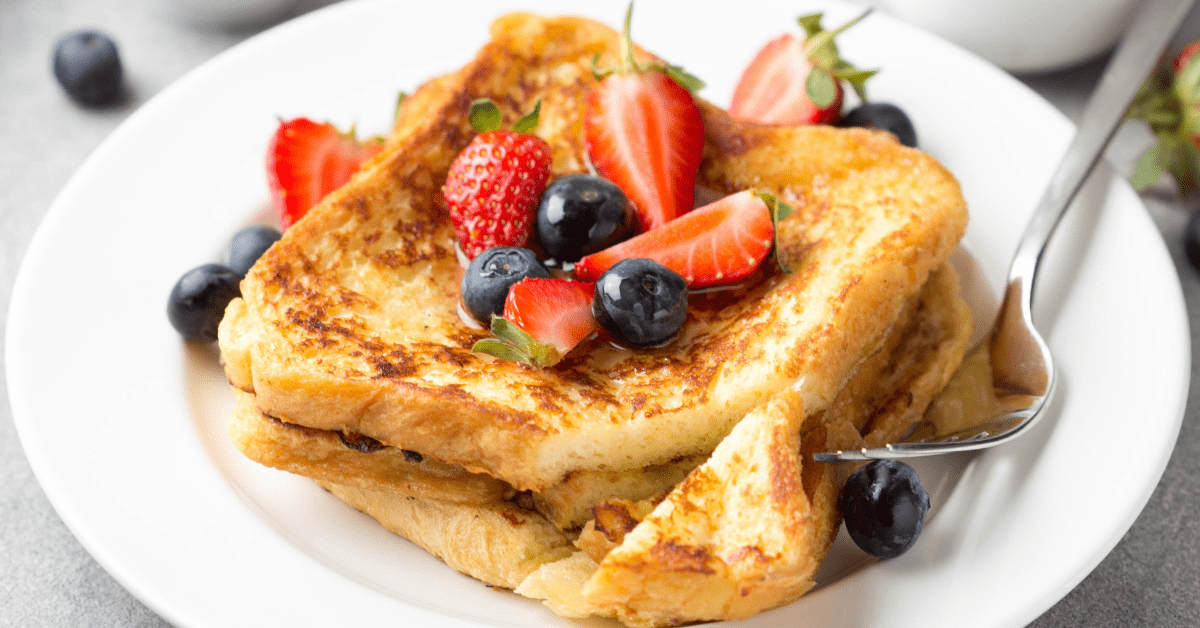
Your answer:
815;0;1197;462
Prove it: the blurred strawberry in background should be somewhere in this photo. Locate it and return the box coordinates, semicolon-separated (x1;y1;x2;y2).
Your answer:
728;11;875;125
1129;41;1200;195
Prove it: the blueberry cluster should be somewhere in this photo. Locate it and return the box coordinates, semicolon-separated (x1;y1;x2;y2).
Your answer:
460;174;689;347
168;226;281;342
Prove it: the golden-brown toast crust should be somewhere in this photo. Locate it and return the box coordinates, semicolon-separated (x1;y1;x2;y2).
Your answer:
230;263;968;529
266;263;968;626
518;391;861;628
319;481;574;590
218;13;968;493
228;389;513;503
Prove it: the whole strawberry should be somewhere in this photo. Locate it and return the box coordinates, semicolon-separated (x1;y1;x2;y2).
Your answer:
443;99;552;259
1129;42;1200;195
729;11;875;126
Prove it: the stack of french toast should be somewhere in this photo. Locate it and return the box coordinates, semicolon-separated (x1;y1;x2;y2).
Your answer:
217;12;972;627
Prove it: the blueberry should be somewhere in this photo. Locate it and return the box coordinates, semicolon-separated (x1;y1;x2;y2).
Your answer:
1184;209;1200;272
461;247;550;324
168;264;242;342
839;103;917;148
537;174;636;263
227;225;282;276
838;460;930;559
53;30;123;107
592;258;687;346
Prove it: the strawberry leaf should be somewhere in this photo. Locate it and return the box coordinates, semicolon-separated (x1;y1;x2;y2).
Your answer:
1177;49;1200;105
840;70;875;102
754;190;794;274
665;64;706;93
394;92;409;120
805;68;837;109
1129;67;1180;133
513;100;542;134
798;9;875;106
472;316;565;368
1126;54;1200;195
468;98;503;133
797;13;824;39
809;40;839;69
472;338;535;366
491;316;536;354
1131;141;1167;191
1169;137;1200;196
528;342;563;369
832;67;876;83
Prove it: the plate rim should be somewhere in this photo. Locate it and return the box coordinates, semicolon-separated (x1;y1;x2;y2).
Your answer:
6;1;1191;626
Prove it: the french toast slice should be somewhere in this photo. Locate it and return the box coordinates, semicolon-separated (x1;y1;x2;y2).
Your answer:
217;12;968;493
227;389;513;503
317;480;576;591
247;263;969;621
230;263;970;527
565;390;862;628
518;265;969;626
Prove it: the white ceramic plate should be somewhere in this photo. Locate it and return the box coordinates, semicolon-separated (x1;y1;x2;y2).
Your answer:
7;1;1189;627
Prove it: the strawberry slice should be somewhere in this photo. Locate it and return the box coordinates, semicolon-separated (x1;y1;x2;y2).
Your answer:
729;11;875;126
574;190;791;288
472;278;597;368
585;5;705;232
266;118;383;229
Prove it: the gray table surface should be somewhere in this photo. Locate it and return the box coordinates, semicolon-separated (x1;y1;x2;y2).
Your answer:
4;1;1200;626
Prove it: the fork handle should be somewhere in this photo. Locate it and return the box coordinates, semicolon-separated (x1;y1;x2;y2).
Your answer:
1008;0;1197;297
813;0;1197;464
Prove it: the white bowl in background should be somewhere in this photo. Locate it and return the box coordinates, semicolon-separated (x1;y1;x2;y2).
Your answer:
868;0;1141;74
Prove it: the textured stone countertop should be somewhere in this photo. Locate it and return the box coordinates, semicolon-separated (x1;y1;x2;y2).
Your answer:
2;1;1199;625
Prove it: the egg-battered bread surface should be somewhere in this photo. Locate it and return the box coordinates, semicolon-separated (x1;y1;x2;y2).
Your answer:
218;13;972;627
218;13;967;494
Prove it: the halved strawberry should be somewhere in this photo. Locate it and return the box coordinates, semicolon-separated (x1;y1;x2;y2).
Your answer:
266;118;383;229
574;190;791;288
585;5;705;232
729;11;874;126
472;278;597;368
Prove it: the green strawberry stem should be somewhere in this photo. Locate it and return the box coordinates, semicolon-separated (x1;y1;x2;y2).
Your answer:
592;2;705;93
619;2;636;71
798;10;876;107
753;189;794;274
